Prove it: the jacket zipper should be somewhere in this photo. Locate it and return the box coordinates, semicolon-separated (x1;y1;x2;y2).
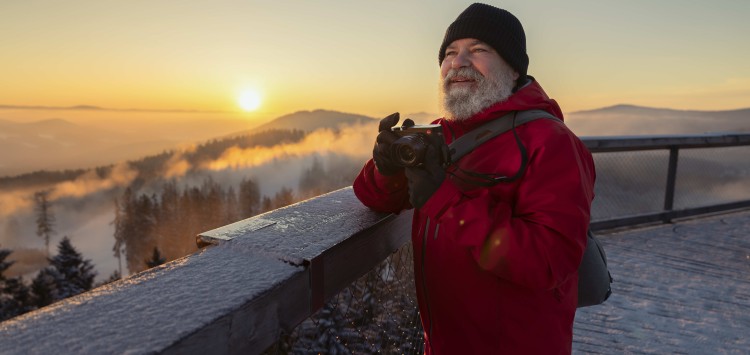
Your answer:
421;218;439;349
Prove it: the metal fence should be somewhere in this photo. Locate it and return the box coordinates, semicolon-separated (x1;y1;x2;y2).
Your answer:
587;134;750;229
266;133;750;354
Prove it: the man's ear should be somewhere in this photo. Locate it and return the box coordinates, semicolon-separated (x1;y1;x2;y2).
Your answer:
511;73;526;93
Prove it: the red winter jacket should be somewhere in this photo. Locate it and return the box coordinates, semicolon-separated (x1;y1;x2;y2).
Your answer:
353;79;596;355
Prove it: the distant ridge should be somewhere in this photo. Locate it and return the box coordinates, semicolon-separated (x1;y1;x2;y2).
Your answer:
567;104;750;135
0;117;80;130
0;104;228;114
27;118;80;127
572;104;750;116
229;109;377;137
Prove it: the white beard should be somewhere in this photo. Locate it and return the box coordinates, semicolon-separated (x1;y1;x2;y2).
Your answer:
440;66;517;121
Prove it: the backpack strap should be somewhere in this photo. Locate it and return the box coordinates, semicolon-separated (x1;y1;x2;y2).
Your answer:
448;109;562;164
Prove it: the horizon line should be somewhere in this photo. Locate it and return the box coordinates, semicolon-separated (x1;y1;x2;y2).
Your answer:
0;104;235;114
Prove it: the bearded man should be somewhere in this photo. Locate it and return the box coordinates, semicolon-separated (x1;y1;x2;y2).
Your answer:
353;3;596;354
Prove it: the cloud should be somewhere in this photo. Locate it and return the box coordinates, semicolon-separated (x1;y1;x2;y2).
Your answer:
202;122;376;171
50;162;138;200
162;144;197;179
0;190;34;216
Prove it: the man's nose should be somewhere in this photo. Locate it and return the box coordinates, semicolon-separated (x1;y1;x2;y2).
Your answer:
451;50;470;69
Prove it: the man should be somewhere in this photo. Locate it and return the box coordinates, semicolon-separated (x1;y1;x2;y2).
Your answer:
353;3;595;354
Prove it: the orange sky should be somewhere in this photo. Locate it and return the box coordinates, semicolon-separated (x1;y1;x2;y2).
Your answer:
1;1;749;125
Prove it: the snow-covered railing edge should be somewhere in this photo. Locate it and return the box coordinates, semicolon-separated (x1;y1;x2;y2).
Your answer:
0;187;412;354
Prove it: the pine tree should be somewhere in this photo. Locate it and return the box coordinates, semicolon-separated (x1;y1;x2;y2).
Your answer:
48;236;97;299
201;177;224;229
145;247;166;269
29;267;57;308
0;248;12;277
224;186;239;224
299;157;328;197
1;248;33;321
1;277;32;320
113;187;136;275
273;187;295;209
156;180;181;262
239;177;261;218
34;190;56;257
124;194;157;274
261;196;273;212
112;197;125;276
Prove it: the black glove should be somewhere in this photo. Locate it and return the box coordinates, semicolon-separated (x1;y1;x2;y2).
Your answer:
373;113;403;176
404;144;446;209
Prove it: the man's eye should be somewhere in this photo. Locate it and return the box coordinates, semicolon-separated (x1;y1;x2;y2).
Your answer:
473;47;487;53
445;51;457;56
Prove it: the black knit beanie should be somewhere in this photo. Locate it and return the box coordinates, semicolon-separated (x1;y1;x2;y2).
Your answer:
438;3;528;80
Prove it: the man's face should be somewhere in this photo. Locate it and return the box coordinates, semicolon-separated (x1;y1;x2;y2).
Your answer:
440;38;519;121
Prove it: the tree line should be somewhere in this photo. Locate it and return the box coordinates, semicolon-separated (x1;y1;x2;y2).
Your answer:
0;130;361;323
114;155;361;275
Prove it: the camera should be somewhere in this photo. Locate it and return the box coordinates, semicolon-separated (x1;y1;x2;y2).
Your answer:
390;124;447;167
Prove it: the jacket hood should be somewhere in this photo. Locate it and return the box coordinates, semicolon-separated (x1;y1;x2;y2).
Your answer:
439;78;564;137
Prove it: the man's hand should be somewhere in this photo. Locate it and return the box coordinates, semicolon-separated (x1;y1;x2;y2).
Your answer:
373;113;403;176
405;144;446;209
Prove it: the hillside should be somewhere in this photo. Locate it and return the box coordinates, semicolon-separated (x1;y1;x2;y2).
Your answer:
228;109;376;136
0;129;306;191
566;104;750;136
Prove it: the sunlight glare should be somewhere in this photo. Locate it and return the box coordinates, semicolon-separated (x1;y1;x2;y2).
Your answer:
238;89;262;111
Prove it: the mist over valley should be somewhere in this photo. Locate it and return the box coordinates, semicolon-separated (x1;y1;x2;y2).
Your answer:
1;105;748;284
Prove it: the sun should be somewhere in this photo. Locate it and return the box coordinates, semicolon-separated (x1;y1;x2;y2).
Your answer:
238;89;262;111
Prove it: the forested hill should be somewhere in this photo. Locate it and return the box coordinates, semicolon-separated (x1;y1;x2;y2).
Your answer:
227;109;376;137
0;129;305;191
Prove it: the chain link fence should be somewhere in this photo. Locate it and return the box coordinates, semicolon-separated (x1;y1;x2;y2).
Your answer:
266;144;750;354
591;151;670;220
673;146;750;209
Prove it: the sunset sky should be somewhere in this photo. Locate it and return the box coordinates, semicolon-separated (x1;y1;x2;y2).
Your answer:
2;0;749;125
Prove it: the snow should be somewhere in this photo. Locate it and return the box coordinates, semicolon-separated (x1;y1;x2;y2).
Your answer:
0;236;302;353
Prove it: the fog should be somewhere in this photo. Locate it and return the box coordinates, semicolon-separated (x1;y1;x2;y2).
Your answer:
0;109;263;176
0;122;377;280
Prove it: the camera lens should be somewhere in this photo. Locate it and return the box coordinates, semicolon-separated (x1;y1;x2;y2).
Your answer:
391;135;428;167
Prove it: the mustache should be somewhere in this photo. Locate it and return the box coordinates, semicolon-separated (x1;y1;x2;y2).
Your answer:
444;67;484;85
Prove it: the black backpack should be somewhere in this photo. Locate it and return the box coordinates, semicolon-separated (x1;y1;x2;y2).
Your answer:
447;109;612;307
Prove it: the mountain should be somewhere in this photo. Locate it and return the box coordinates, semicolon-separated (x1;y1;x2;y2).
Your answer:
228;109;376;137
566;104;750;136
